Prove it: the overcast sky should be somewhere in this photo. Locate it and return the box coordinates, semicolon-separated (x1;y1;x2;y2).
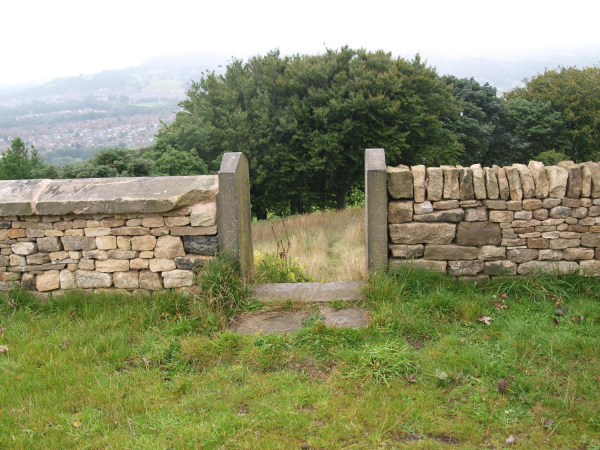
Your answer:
1;0;599;86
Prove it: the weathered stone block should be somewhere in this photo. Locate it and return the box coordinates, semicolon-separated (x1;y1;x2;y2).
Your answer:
390;259;447;273
9;254;26;266
424;244;479;260
110;227;151;236
514;210;533;220
478;246;506;260
139;272;163;290
413;201;433;215
75;270;112;288
489;210;514;223
62;236;96;251
546;166;568;198
550;239;580;249
514;164;535;199
165;216;191;227
562;248;594;261
464;207;487;222
562;198;580;207
427;167;443;201
162;269;194;288
388;201;413;223
154;235;185;258
507;248;538;263
411;165;426;203
517;260;579;275
117;236;131;250
27;253;50;265
504;166;523;201
113;271;139;289
8;229;26;238
527;238;550;249
170;226;218;236
387;165;413;199
107;250;138;260
60;269;76;289
442;166;460;199
570;207;588;219
482;200;507;210
141;217;165;228
580;260;600;277
522;199;542;210
528;161;549;198
130;258;149;270
581;232;600;248
182;235;220;255
96;236;117;250
459;168;474;200
539;249;562;261
84;227;111;237
433;200;460;210
131;235;157;251
174;255;211;270
448;260;484;276
35;270;60;292
96;259;130;273
413;208;464;223
389;222;456;245
455;222;501;246
100;218;125;228
11;242;37;255
484;167;499;200
484;260;517;276
82;250;108;260
566;164;583;198
550;206;571;219
149;258;176;272
190;203;217;227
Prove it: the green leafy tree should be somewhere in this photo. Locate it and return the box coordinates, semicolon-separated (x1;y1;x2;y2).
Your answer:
505;65;600;161
0;137;49;180
144;144;208;176
155;47;463;217
59;148;153;178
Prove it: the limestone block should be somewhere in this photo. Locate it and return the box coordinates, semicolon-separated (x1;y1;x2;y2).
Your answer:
484;260;517;276
580;260;600;277
464;207;487;222
528;161;549;198
482;200;507;210
9;254;26;266
149;258;176;272
589;206;600;217
154;235;185;258
162;269;194;288
389;244;425;259
49;251;70;261
581;232;600;247
442;166;460;200
54;221;73;231
62;236;97;251
514;210;533;221
543;198;562;208
20;273;35;290
169;226;217;236
165;216;191;227
389;223;456;245
11;242;37;256
190;203;217;227
151;227;170;237
139;272;163;290
110;227;151;236
141;216;165;228
550;239;580;249
75;270;112;289
413;201;433;215
117;236;131;250
489;210;514;223
533;209;549;220
433;200;460;210
126;219;142;227
130;258;149;270
85;220;101;228
484;167;499;200
522;199;542;210
459;168;474;200
459;200;481;208
471;166;486;199
107;250;138;260
26;228;45;238
36;270;60;292
174;255;212;270
559;231;581;239
139;251;154;259
539;249;562;261
60;270;76;289
517;261;579;275
413;209;464;223
96;259;130;272
563;248;594;261
585;162;600;198
65;229;84;237
84;227;111;237
570;207;588;219
426;167;444;201
504;166;523;201
182;235;219;256
100;218;125;228
131;235;157;251
550;206;571;219
389;259;447;273
448;260;484;276
527;238;550;249
96;236;117;250
492;166;510;200
424;244;479;260
387;165;413;199
8;229;26;238
565;164;583;198
411;165;426;203
545;166;568;198
27;253;50;265
513;164;535;199
388;201;413;223
78;259;94;270
455;222;502;246
582;164;592;197
82;250;108;260
113;271;139;289
478;245;506;260
507;248;538;263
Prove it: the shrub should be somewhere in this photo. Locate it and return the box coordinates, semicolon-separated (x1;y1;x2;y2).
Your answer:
253;251;312;283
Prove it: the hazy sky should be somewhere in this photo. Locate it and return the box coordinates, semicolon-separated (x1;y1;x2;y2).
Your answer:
2;0;599;86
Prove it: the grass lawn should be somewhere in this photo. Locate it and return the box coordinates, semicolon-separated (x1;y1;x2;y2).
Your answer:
1;265;599;448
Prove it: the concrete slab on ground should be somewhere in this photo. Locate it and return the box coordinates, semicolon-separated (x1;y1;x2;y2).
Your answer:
232;307;370;335
251;281;364;302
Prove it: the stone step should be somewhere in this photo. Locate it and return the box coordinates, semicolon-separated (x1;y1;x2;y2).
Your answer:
232;307;370;335
251;281;364;302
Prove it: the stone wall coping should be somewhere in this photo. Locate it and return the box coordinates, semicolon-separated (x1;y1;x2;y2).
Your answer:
0;175;218;216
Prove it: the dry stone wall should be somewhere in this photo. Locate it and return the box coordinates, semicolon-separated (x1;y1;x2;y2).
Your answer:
387;161;600;280
0;175;220;294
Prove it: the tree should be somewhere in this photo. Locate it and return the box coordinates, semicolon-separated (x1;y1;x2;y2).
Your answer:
505;65;600;161
0;137;49;180
155;47;463;217
59;148;153;178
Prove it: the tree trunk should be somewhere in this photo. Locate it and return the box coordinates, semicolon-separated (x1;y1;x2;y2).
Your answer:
255;209;267;221
336;185;350;210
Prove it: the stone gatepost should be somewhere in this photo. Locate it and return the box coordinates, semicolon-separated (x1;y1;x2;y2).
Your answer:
365;148;388;273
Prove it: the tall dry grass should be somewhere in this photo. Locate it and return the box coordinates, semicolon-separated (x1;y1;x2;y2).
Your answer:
252;206;366;282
